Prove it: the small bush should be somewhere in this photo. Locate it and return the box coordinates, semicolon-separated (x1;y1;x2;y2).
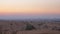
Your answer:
25;23;36;30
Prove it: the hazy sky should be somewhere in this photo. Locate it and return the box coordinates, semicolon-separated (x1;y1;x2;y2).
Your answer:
0;0;60;19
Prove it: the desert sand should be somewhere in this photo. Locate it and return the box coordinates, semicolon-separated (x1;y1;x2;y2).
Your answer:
0;19;60;34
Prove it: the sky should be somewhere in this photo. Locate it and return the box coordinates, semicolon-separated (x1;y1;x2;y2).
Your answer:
0;0;60;19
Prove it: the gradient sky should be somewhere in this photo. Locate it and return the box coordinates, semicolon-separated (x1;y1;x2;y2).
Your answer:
0;0;60;19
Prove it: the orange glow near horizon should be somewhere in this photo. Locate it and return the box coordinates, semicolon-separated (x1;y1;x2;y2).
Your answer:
0;0;60;16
